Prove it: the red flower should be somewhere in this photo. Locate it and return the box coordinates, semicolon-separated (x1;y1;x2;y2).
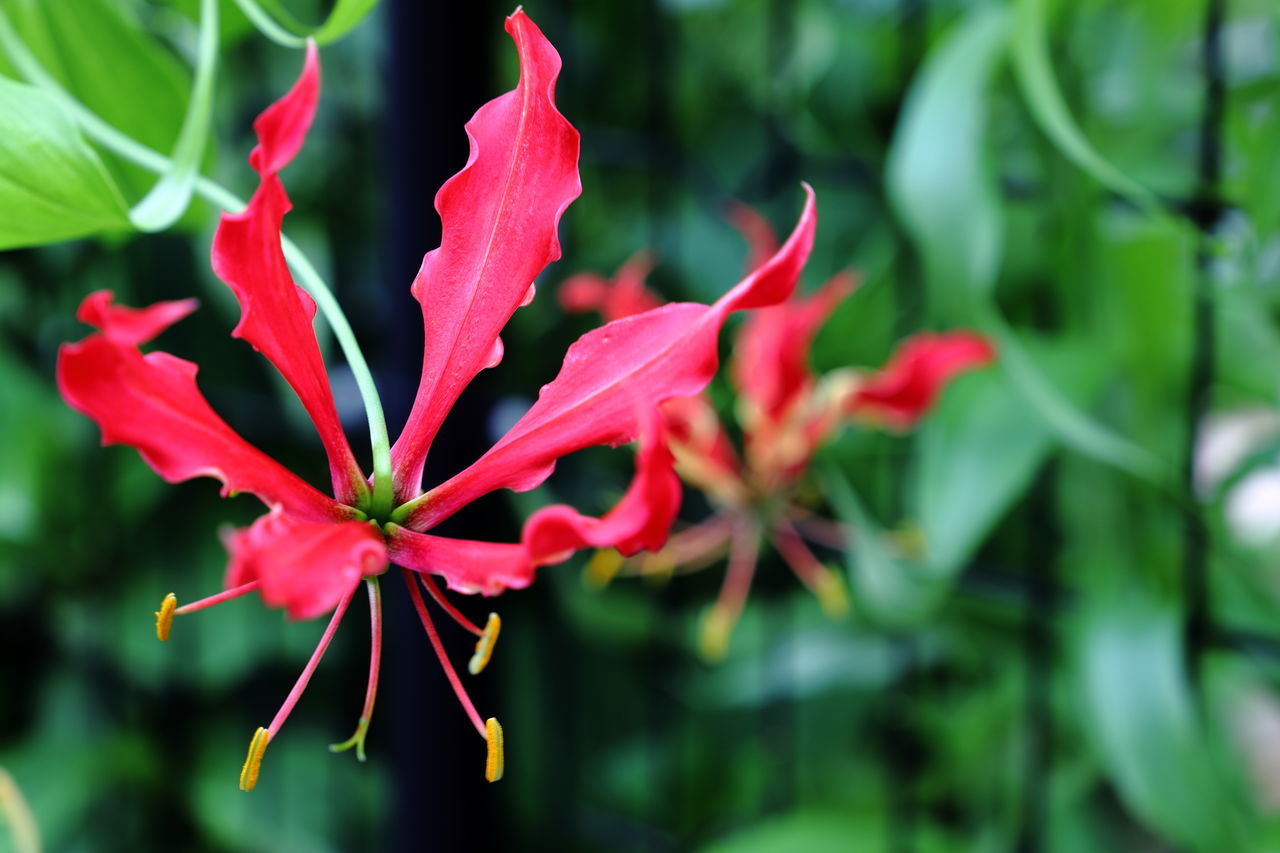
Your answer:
562;205;995;659
57;11;817;787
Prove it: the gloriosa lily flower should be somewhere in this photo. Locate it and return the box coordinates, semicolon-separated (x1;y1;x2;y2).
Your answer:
560;203;995;660
57;11;820;788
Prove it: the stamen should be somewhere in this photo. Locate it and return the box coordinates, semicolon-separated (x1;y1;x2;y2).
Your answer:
240;585;355;791
173;580;261;615
401;569;487;738
583;547;624;589
485;717;505;782
773;520;849;619
468;613;501;675
698;520;760;663
155;593;177;641
418;573;482;635
330;578;383;762
239;727;269;791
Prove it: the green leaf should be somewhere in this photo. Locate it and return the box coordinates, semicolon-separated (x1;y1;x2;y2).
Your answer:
0;0;190;205
0;75;129;248
1076;594;1250;849
230;0;378;47
701;811;886;853
885;4;1008;321
908;352;1061;578
1010;0;1164;218
129;0;219;232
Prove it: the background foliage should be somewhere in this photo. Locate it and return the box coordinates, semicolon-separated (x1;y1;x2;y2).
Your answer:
2;0;1280;850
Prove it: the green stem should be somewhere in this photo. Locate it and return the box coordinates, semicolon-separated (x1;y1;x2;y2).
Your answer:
0;12;394;515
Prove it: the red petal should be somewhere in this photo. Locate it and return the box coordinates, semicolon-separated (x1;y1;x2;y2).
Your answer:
225;509;385;620
726;201;780;274
388;414;680;595
733;270;856;424
76;290;198;346
212;46;365;505
212;176;365;505
401;185;816;531
849;331;996;429
57;327;347;523
557;251;661;322
249;41;319;176
390;10;582;501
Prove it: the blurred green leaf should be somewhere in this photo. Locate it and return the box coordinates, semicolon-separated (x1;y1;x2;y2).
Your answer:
1010;0;1163;217
0;0;189;205
886;4;1008;321
909;352;1060;578
0;76;129;248
1076;594;1249;850
129;0;218;232
700;811;885;852
230;0;378;47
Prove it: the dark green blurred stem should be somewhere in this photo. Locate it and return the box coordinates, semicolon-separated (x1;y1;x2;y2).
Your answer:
1182;0;1226;686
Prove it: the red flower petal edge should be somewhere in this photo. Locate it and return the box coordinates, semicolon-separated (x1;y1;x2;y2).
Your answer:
391;11;582;501
848;331;997;429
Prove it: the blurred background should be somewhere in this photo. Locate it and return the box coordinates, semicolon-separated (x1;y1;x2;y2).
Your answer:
3;0;1280;850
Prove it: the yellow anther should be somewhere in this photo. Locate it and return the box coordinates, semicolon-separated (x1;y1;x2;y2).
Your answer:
484;717;505;782
154;593;177;642
239;727;270;792
468;613;501;675
814;568;850;619
583;548;624;589
698;605;734;663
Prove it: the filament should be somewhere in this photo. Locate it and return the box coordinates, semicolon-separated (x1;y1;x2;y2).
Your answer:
401;569;487;737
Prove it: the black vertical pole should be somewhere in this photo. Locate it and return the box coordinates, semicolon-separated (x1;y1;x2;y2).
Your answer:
1182;0;1225;688
384;2;501;851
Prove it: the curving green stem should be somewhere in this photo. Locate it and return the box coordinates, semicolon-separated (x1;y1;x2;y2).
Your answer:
0;12;394;515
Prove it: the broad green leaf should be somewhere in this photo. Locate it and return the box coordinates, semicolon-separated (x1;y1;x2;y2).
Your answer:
1011;0;1163;217
0;0;189;205
0;76;129;248
230;0;378;47
1076;594;1250;849
886;5;1008;321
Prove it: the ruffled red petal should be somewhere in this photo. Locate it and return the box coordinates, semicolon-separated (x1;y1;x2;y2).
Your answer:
212;44;365;505
58;296;347;523
225;508;386;620
401;185;816;531
388;413;680;595
390;9;582;501
76;290;198;346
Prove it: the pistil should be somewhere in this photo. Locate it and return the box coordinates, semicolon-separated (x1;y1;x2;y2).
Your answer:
330;577;383;762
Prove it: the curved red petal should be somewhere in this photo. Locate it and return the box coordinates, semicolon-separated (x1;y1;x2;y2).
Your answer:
76;290;198;346
733;270;856;423
849;331;996;429
57;331;347;523
249;40;320;176
390;9;582;502
212;175;365;505
226;509;385;620
402;185;815;531
389;414;680;594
